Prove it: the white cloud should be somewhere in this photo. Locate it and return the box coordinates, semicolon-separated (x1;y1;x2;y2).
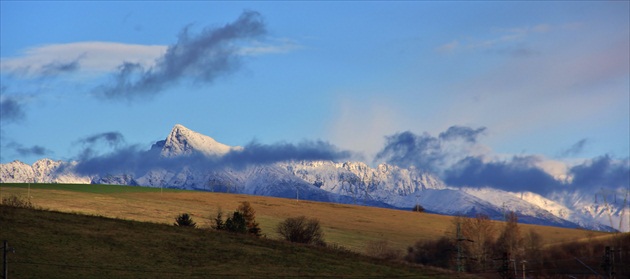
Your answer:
238;38;302;56
437;23;563;54
433;20;629;149
1;42;168;77
1;39;299;78
436;40;459;52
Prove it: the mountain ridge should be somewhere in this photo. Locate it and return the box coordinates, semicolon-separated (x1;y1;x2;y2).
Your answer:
1;124;626;232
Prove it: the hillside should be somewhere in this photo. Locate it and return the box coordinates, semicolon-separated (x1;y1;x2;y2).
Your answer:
0;183;610;254
0;205;480;279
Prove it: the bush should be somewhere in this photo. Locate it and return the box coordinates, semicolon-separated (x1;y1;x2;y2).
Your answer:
174;213;197;228
405;236;455;269
276;216;325;246
365;240;402;261
2;195;35;209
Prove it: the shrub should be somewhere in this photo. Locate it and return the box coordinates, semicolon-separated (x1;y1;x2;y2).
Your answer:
174;213;197;228
276;216;325;245
365;239;402;261
405;236;455;269
2;194;35;209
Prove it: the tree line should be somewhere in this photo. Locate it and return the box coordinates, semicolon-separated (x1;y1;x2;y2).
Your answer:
404;211;630;278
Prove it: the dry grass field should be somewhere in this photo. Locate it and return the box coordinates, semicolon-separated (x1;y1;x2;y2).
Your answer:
0;183;611;253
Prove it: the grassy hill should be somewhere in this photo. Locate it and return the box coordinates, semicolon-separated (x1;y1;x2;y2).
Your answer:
0;204;477;278
0;183;610;254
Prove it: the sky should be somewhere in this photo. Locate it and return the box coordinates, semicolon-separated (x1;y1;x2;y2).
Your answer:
1;2;629;193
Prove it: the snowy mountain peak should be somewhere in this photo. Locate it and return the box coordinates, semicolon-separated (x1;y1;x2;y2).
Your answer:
160;124;239;157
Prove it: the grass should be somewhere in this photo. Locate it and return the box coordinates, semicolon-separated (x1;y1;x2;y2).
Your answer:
0;183;611;254
0;205;475;279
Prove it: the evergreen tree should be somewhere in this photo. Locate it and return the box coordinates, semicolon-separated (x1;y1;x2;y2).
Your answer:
174;213;197;228
238;201;262;236
225;211;247;234
211;202;262;236
211;209;225;230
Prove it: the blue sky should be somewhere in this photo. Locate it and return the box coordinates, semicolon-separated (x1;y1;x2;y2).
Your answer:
1;1;629;180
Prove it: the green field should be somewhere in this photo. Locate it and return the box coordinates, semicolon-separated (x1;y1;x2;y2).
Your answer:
0;183;611;253
2;183;180;194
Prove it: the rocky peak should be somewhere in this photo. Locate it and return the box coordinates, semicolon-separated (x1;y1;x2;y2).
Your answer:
160;124;237;157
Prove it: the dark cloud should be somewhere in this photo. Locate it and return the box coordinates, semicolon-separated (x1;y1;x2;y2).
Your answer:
7;142;51;157
223;140;351;169
560;138;588;157
376;126;628;195
94;10;266;100
375;131;443;172
40;59;80;76
375;125;486;172
443;156;563;194
0;95;26;123
569;155;630;190
438;125;486;143
442;154;629;194
74;132;126;160
79;132;125;147
69;139;351;176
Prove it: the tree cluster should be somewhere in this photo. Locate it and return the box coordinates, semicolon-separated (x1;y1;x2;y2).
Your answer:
212;201;262;237
405;212;537;274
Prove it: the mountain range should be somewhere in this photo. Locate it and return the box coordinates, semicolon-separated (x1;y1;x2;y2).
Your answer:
1;124;627;232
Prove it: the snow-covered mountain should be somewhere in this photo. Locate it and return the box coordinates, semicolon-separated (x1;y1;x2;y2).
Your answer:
1;124;627;232
160;124;242;157
0;159;90;184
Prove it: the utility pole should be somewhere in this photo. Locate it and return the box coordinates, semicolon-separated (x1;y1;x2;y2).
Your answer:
2;240;15;279
496;252;512;279
456;223;463;272
512;258;517;279
2;240;6;279
602;246;616;279
455;222;474;273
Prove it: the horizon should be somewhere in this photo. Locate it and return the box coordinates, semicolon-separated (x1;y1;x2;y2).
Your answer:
1;2;628;195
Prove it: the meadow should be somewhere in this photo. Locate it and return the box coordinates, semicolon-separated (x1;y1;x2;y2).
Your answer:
2;204;482;278
0;183;610;253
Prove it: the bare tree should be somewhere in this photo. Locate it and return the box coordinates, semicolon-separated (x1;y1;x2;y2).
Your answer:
495;211;522;258
462;214;496;271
